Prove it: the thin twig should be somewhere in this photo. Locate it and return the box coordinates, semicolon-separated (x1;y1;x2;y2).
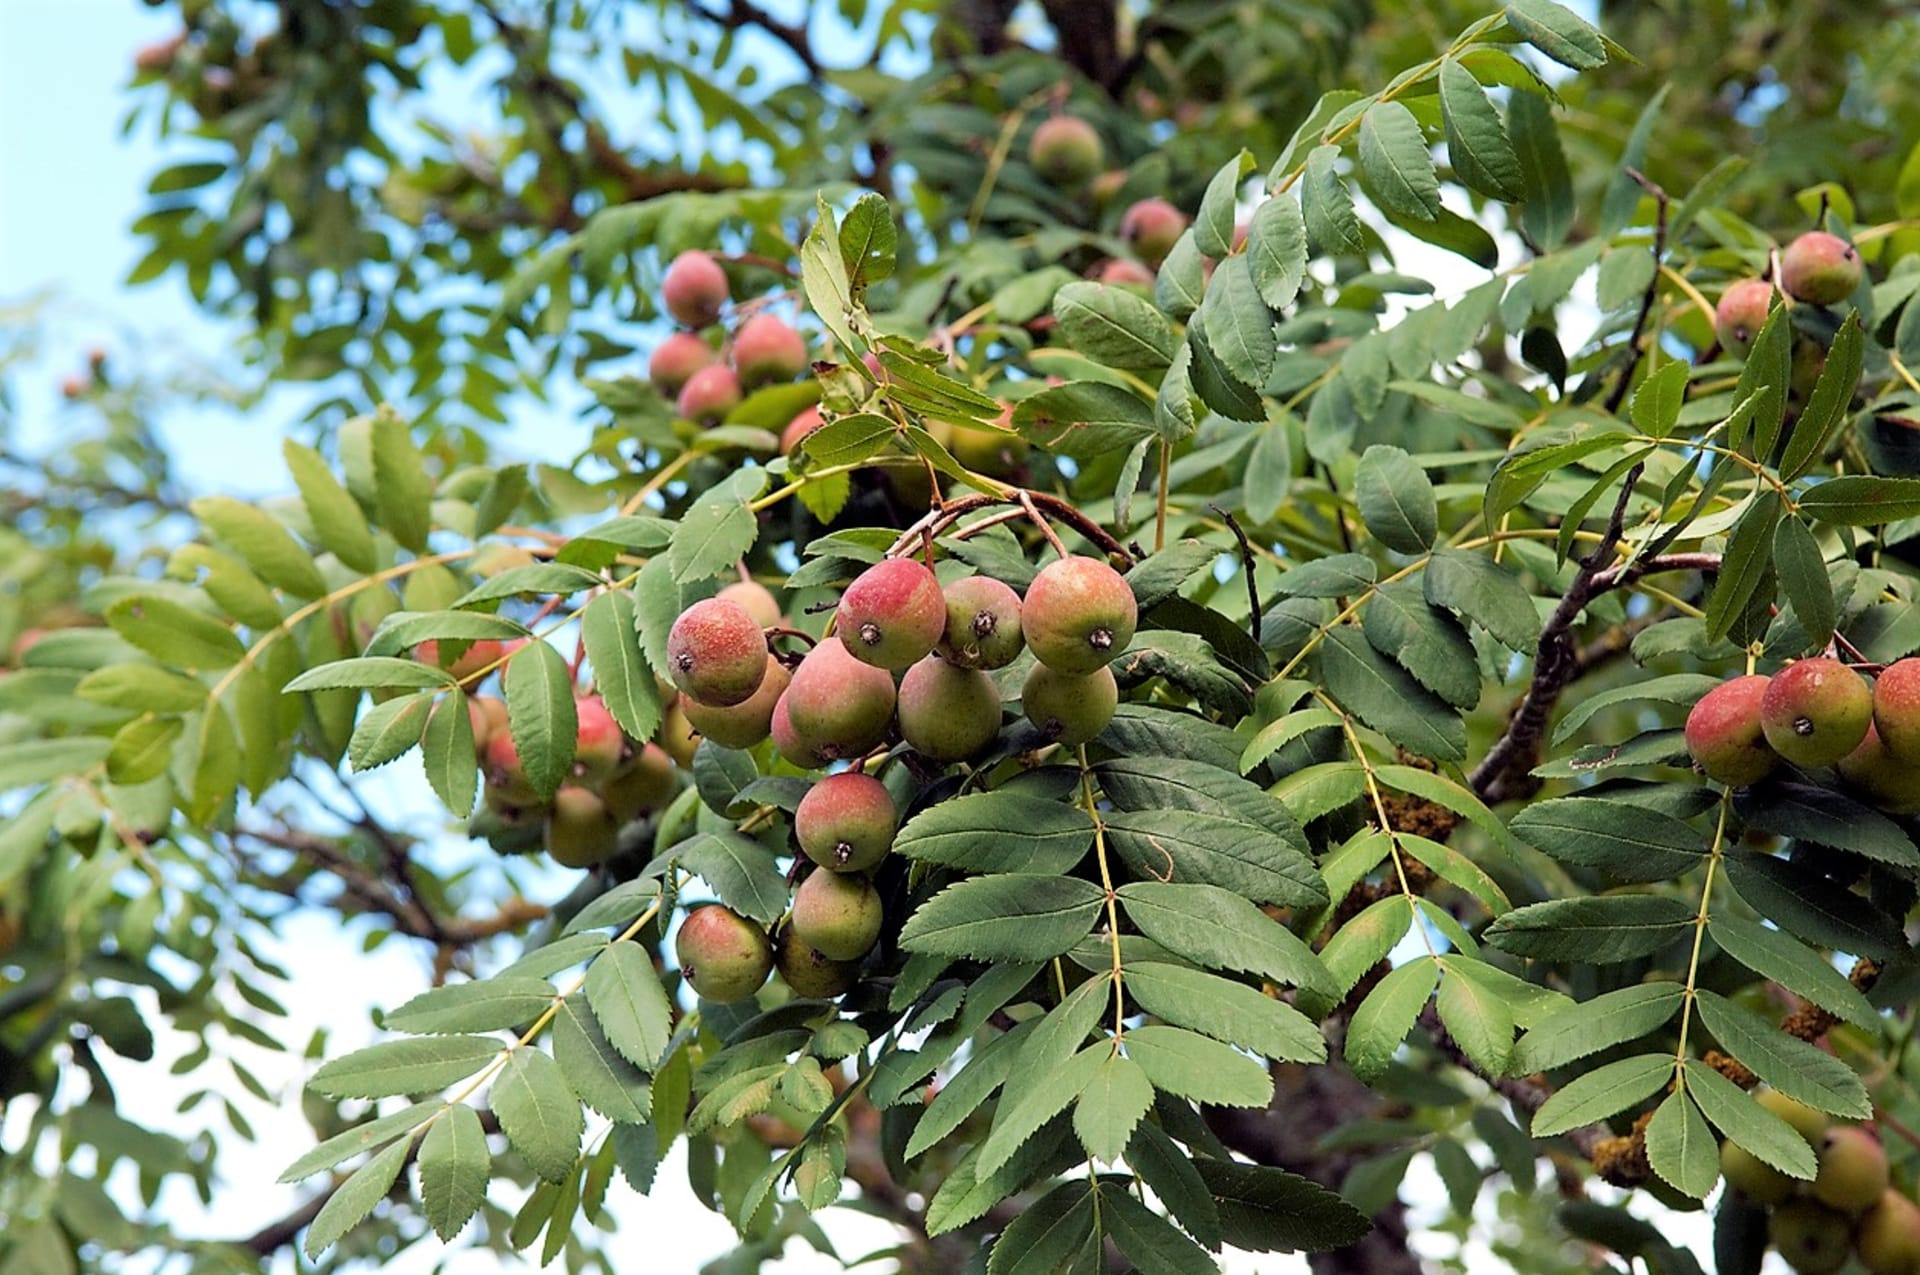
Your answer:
1210;504;1263;645
1602;168;1671;415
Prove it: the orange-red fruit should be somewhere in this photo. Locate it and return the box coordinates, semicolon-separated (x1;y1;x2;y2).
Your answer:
1872;657;1920;765
1781;232;1863;307
717;580;783;630
938;575;1025;670
1855;1188;1920;1275
1685;675;1778;787
602;744;678;821
730;313;808;387
1838;724;1920;814
1096;258;1156;288
1811;1125;1890;1214
836;558;947;670
1714;279;1776;357
662;249;729;328
1120;198;1189;268
1023;663;1118;747
680;655;789;751
546;785;620;868
775;926;860;998
1029;116;1104;187
782;639;896;761
790;870;884;961
572;695;629;783
781;405;826;455
1022;556;1138;674
676;363;741;425
675;904;773;1003
416;637;506;685
667;597;769;707
771;693;830;770
898;656;1002;761
649;332;717;396
794;772;897;872
1760;658;1873;768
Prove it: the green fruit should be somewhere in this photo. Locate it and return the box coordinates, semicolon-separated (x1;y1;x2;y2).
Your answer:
648;332;717;396
716;580;783;630
546;785;620;868
1022;556;1137;674
659;700;699;768
571;695;629;783
1811;1126;1890;1214
898;656;1002;761
1771;1199;1853;1274
1855;1188;1920;1275
782;639;897;762
771;693;829;770
1119;198;1189;268
667;597;768;708
1781;232;1863;307
1838;724;1920;814
1685;674;1779;786
774;925;860;999
1714;279;1777;357
680;655;789;751
1022;663;1118;747
937;575;1025;670
790;869;883;961
1873;657;1920;765
836;558;946;670
1760;657;1872;768
794;771;896;873
602;743;678;822
1029;115;1104;187
662;249;729;328
676;363;742;425
675;905;772;1003
1758;1089;1832;1144
730;313;808;387
1720;1138;1793;1205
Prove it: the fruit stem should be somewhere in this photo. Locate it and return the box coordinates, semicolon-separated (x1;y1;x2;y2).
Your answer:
1321;693;1438;960
1155;440;1171;553
1078;747;1128;1047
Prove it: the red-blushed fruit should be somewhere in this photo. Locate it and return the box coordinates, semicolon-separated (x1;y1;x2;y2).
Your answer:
1720;1137;1793;1205
1872;657;1920;765
680;655;789;750
781;405;826;455
1811;1126;1890;1214
602;743;678;822
468;695;509;755
1685;675;1778;786
730;313;808;387
1761;658;1873;767
1770;1199;1852;1275
662;250;729;328
546;785;620;868
790;869;884;961
938;575;1026;670
717;580;783;630
675;904;773;1003
1095;258;1156;288
794;771;896;872
676;363;742;425
1781;232;1864;307
774;924;859;998
483;728;540;804
770;692;829;769
1090;169;1127;208
782;639;896;761
1855;1188;1920;1275
1022;555;1138;674
667;597;768;707
1029;115;1104;187
836;558;947;669
1022;663;1118;747
659;700;699;767
1838;724;1920;814
1715;279;1778;357
415;637;506;685
1120;198;1189;268
572;695;629;783
649;332;717;396
898;656;1002;761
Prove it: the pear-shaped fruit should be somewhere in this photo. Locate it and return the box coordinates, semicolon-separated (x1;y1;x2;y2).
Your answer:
662;250;729;328
1771;1199;1853;1275
1811;1126;1890;1214
1781;232;1863;307
681;655;789;751
795;771;896;873
783;638;897;761
937;575;1025;670
1686;674;1778;786
667;597;768;708
1855;1188;1920;1275
572;695;629;783
731;313;809;387
1029;116;1104;187
1022;556;1137;674
774;925;860;998
1760;658;1872;768
790;869;883;961
836;558;946;670
546;785;620;868
1715;279;1777;357
1022;663;1118;747
675;904;772;1003
898;656;1002;761
676;364;742;425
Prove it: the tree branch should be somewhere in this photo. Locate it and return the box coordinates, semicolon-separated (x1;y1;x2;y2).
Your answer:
1602;168;1671;415
697;0;824;78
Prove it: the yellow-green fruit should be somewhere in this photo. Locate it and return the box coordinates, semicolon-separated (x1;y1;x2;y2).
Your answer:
546;786;620;868
1855;1189;1920;1275
1022;663;1118;747
1811;1126;1890;1214
790;869;884;961
937;575;1025;670
602;743;679;822
1028;115;1104;187
898;656;1003;761
717;580;784;630
774;925;860;999
1758;1089;1831;1144
1838;724;1920;815
1781;231;1864;307
680;655;789;751
1771;1199;1853;1274
1720;1139;1793;1205
675;905;772;1003
659;701;699;768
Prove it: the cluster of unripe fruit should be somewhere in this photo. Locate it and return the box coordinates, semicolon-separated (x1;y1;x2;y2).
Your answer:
660;549;1139;1003
647;250;811;425
1713;230;1864;359
1025;112;1191;282
1719;1091;1920;1274
1685;656;1920;812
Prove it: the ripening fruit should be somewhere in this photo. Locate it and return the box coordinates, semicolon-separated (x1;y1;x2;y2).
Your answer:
1029;115;1104;187
1096;258;1156;288
1838;724;1920;814
667;597;768;707
781;405;826;455
416;637;506;685
938;575;1026;670
790;869;884;961
1810;1126;1890;1214
782;639;897;761
1872;657;1920;765
717;580;783;631
659;700;699;767
649;332;717;396
1760;658;1873;768
1120;198;1189;268
898;656;1003;761
602;743;678;822
1770;1199;1853;1275
794;771;896;872
1854;1188;1920;1275
1023;663;1118;747
676;364;742;425
836;558;947;669
731;313;809;387
675;904;773;1003
483;729;540;805
681;656;789;751
662;250;729;328
1757;1089;1832;1144
546;786;621;868
572;695;629;783
1720;1138;1794;1205
1685;675;1778;786
775;925;859;998
771;693;829;769
468;695;509;754
1090;169;1127;208
945;422;1028;479
1022;555;1137;674
1714;279;1777;357
1781;232;1864;307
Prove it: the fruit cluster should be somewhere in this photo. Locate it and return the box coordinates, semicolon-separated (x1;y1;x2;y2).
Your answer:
661;549;1138;1003
1719;1090;1920;1274
647;250;811;424
1685;656;1920;813
1712;229;1864;414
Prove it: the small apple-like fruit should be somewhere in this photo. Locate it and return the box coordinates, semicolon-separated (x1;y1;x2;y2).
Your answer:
546;785;620;868
1871;657;1920;765
675;904;773;1003
716;580;783;630
836;558;947;670
1757;1089;1831;1144
667;597;769;707
1022;663;1118;747
1714;279;1777;357
1781;232;1863;307
1720;1137;1793;1205
898;656;1003;761
795;771;896;873
1854;1188;1920;1275
602;743;678;821
1685;674;1778;787
781;405;826;455
1095;258;1156;288
649;332;717;396
774;924;859;998
1760;658;1872;768
1022;555;1138;674
1837;724;1920;814
782;639;897;762
676;364;742;425
484;729;540;805
730;313;809;387
662;250;729;328
770;692;830;770
1769;1199;1853;1275
1119;198;1189;268
415;637;506;685
790;869;884;961
680;655;789;751
1029;116;1104;187
572;695;629;783
937;575;1025;670
659;700;699;768
1810;1126;1890;1214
